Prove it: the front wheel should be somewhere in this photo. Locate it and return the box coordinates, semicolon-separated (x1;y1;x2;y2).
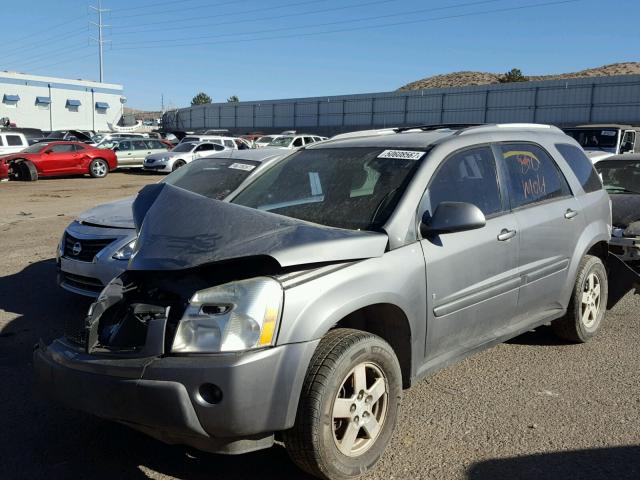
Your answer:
172;159;186;171
89;158;109;178
284;329;402;480
552;255;608;343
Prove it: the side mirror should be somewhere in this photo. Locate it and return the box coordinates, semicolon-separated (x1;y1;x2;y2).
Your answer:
420;201;486;237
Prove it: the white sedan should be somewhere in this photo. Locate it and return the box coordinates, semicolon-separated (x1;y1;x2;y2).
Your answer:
143;141;227;172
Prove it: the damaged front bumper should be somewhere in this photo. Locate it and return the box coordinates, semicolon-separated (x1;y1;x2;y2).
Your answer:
33;336;319;454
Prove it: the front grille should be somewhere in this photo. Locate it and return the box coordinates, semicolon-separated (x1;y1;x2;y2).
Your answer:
63;233;116;262
146;158;155;164
61;272;105;293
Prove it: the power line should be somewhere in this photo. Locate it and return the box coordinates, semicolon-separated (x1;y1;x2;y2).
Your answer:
2;31;88;63
23;53;96;74
7;15;86;45
113;0;252;19
7;45;91;70
114;0;504;45
113;0;401;36
110;0;329;30
111;0;582;51
110;0;205;12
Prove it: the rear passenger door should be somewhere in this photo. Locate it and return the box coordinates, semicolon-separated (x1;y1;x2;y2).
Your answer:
496;142;585;319
421;146;519;362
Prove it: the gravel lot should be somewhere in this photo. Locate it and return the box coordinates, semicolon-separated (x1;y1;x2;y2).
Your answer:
0;173;638;480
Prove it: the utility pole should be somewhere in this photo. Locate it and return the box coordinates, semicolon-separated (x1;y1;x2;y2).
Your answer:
161;94;165;113
90;1;110;82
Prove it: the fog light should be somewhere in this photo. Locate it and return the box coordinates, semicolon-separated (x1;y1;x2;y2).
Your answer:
199;383;223;405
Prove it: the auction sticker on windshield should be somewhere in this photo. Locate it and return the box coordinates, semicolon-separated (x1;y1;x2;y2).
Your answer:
229;163;256;171
378;150;425;160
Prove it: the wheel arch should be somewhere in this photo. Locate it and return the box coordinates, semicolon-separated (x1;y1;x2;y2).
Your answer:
330;303;413;389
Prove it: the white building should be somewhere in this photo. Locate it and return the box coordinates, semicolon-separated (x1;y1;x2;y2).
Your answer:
0;71;124;132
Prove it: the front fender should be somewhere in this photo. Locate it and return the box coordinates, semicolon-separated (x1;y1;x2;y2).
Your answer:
277;243;426;369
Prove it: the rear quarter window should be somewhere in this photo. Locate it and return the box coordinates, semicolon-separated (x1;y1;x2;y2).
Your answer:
555;143;603;193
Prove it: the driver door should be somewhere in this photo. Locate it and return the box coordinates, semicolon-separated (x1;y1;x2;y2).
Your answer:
41;144;77;174
420;145;520;364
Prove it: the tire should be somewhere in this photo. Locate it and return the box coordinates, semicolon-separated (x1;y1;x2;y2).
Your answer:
14;160;38;181
284;328;402;480
89;158;109;178
172;159;186;171
552;255;608;343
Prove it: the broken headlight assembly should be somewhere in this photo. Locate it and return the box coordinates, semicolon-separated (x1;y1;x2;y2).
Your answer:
112;239;137;261
171;277;283;353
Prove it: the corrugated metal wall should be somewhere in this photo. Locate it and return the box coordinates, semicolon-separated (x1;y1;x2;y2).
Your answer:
162;75;640;135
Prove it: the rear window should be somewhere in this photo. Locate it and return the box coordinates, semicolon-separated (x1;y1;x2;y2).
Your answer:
163;158;260;200
555;143;602;193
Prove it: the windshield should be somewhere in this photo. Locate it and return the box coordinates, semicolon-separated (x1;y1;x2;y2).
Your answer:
163;158;260;200
45;131;65;139
268;136;293;147
564;128;619;152
232;147;425;230
172;142;196;153
595;161;640;195
257;136;274;143
22;143;47;153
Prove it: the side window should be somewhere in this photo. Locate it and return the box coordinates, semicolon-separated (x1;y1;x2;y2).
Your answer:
293;138;303;147
499;143;571;209
428;146;503;217
555;144;602;193
132;140;148;150
6;135;24;146
621;131;636;153
196;144;215;152
118;141;131;151
73;144;86;152
0;136;4;146
49;144;75;153
304;136;315;145
213;144;225;151
224;140;235;148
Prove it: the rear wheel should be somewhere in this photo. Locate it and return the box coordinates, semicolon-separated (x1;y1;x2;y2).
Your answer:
172;159;186;171
284;329;402;480
89;158;109;178
13;160;38;181
552;255;608;342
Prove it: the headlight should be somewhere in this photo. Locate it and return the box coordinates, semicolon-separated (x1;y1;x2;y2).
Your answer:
57;232;66;258
171;277;283;353
112;239;137;260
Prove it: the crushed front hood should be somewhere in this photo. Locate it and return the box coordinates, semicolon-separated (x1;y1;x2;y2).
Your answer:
610;194;640;228
128;183;388;271
77;197;135;229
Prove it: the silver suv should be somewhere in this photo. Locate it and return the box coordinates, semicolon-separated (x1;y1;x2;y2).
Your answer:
36;124;614;480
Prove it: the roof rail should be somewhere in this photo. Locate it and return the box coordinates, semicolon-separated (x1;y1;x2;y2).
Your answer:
393;123;482;133
458;123;563;135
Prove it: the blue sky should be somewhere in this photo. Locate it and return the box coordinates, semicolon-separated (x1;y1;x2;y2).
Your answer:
3;0;637;110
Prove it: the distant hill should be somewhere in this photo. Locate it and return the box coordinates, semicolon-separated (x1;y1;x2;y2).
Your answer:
397;62;640;91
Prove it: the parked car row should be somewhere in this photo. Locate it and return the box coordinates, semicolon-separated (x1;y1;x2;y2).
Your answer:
35;123;640;480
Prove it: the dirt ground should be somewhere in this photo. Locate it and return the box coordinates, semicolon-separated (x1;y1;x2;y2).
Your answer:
0;173;639;480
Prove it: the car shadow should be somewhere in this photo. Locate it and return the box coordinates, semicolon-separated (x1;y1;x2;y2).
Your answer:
0;258;313;479
505;325;569;346
467;446;640;480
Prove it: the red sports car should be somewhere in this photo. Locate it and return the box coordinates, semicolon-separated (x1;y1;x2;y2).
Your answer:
2;141;118;181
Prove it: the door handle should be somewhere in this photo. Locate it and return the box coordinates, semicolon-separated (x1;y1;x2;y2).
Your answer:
565;209;579;219
497;229;517;241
